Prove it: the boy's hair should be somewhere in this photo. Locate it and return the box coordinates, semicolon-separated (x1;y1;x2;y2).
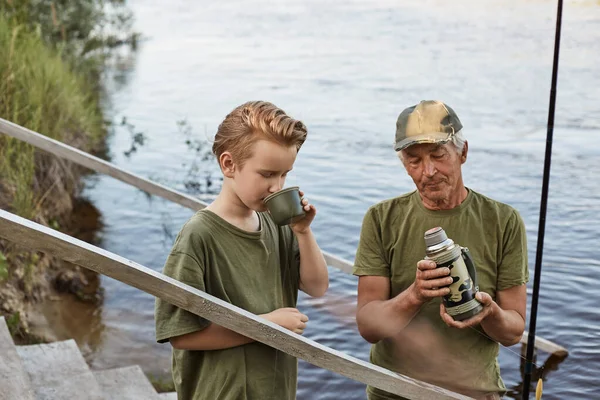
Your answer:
212;101;308;167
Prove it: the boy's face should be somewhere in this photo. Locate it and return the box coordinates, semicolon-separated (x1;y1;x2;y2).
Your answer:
231;139;298;212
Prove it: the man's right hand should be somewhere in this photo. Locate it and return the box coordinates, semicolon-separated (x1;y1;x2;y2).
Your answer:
261;308;309;335
410;260;453;303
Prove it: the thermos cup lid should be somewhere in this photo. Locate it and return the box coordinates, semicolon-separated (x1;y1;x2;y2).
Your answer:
424;226;448;248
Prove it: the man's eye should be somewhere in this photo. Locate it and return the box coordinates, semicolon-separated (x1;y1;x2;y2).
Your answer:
432;153;445;159
260;172;273;178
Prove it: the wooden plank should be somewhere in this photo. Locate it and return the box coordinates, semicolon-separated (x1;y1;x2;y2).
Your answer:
0;118;568;356
0;209;470;400
0;117;348;272
519;331;567;356
0;118;203;212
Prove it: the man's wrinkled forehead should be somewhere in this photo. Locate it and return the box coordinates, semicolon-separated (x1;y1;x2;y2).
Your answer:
402;142;448;157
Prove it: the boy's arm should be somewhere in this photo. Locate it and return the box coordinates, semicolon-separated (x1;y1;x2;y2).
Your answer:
290;193;328;298
296;228;328;297
170;324;254;350
170;308;309;351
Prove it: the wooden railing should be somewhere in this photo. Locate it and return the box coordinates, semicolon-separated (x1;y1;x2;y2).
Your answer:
0;118;568;398
0;210;467;399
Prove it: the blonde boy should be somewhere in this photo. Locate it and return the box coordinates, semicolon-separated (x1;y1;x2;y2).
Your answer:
155;101;329;400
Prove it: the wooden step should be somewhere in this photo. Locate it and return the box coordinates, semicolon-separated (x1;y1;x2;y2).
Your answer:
157;392;177;400
0;317;35;400
16;339;105;400
94;365;159;400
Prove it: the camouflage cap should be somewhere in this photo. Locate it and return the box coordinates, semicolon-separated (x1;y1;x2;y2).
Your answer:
394;100;463;152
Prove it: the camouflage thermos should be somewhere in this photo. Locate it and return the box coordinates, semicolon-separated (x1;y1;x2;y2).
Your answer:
424;227;483;321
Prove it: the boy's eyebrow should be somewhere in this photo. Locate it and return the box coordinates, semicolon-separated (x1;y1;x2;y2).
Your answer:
259;168;293;173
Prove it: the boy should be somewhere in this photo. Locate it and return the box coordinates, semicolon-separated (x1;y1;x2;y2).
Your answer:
155;101;329;400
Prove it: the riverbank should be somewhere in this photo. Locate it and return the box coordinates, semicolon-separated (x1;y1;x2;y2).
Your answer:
0;1;135;343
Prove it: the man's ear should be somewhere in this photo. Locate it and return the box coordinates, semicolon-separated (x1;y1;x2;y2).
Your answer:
220;152;235;178
461;141;468;164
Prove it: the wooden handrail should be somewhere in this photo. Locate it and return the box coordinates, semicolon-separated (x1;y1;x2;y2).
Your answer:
0;117;567;356
0;118;202;211
0;209;471;400
0;118;356;273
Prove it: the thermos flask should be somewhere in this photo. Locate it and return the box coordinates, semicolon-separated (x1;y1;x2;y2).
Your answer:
424;226;483;321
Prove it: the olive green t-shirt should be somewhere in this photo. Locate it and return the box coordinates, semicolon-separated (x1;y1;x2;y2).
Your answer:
155;209;301;400
353;189;529;399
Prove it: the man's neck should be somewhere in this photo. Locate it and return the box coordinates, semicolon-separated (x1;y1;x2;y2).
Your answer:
420;186;469;211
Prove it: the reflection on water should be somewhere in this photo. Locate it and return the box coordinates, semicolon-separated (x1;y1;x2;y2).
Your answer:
505;352;570;399
35;294;106;359
56;0;600;399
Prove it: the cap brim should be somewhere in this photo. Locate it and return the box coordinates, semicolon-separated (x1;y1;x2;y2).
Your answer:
394;132;452;152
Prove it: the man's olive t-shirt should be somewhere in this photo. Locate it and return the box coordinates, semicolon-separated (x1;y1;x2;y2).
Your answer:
155;210;300;400
353;190;529;399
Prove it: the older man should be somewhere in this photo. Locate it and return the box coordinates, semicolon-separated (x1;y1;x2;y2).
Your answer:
353;100;529;399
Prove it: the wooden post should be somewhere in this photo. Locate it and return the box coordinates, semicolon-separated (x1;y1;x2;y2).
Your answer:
0;209;471;400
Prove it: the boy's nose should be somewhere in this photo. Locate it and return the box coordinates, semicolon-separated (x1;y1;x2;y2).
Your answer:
269;178;284;193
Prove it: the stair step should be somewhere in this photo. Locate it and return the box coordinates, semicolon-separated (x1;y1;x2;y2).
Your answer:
0;317;35;400
157;393;177;400
16;339;105;400
94;365;159;400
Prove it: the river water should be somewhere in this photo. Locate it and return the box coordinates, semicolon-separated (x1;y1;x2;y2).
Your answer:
63;0;600;398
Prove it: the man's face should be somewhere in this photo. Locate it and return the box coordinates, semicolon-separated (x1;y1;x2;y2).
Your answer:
232;139;297;212
401;142;466;204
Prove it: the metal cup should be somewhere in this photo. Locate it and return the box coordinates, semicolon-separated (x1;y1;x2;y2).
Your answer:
263;186;306;226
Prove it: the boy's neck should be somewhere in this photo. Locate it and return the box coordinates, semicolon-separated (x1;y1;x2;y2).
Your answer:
207;189;260;232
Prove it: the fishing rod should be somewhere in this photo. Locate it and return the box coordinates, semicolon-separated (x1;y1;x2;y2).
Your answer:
522;0;564;399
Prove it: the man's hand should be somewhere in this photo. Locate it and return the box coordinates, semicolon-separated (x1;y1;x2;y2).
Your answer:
262;308;309;335
410;260;453;304
440;291;495;329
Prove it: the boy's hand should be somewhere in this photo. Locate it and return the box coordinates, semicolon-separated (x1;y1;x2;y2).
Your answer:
261;307;309;335
290;190;316;235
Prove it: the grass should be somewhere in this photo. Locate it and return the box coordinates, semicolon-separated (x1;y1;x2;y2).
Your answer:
0;4;120;334
0;14;106;221
0;251;8;281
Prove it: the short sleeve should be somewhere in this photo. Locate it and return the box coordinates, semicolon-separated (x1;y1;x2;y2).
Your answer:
353;207;390;277
497;210;529;291
155;239;211;343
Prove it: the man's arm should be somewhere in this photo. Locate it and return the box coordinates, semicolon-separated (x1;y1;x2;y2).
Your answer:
357;260;453;343
480;284;526;345
440;284;526;346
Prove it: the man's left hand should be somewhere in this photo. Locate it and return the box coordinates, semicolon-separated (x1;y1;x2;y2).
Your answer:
440;292;496;329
